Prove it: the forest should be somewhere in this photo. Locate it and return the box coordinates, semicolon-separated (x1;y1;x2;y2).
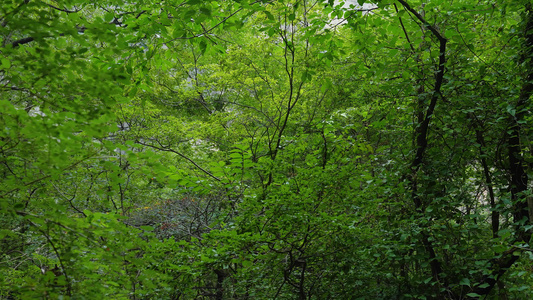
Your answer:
1;0;533;299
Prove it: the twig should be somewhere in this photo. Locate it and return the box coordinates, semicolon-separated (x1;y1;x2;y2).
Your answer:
135;140;221;182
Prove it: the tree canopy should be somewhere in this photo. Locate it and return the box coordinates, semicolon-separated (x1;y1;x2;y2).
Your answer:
1;0;533;299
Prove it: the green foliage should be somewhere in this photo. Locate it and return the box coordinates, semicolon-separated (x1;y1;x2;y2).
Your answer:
2;0;533;299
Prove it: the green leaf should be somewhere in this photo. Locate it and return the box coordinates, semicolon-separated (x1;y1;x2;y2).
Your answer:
264;11;274;20
242;260;253;267
1;58;10;69
199;39;208;55
140;226;155;232
104;13;114;23
460;278;471;286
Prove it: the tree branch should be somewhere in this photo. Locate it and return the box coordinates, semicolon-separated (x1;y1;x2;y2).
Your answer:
47;4;82;14
0;154;96;199
398;0;447;169
135;140;221;182
11;37;34;48
397;0;448;291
